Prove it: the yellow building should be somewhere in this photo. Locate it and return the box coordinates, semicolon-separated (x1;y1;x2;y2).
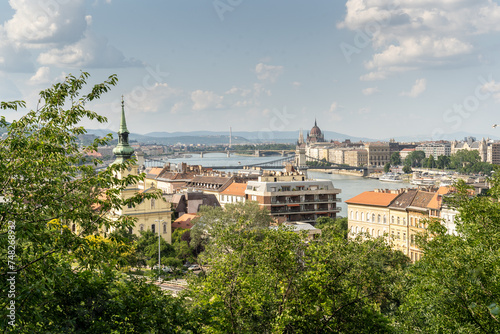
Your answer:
110;99;172;243
346;189;399;239
347;188;439;262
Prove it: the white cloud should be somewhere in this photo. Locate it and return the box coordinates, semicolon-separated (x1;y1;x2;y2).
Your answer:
255;63;284;82
37;30;141;68
400;78;427;98
291;81;301;88
171;101;185;114
329;102;339;112
225;86;251;97
253;83;272;97
4;0;87;45
481;80;500;102
29;67;51;85
339;0;500;79
124;83;182;113
191;90;223;111
362;87;380;95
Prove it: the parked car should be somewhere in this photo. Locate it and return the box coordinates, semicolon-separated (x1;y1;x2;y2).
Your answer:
187;264;201;271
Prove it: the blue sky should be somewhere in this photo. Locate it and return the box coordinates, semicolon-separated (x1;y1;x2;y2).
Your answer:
2;0;500;140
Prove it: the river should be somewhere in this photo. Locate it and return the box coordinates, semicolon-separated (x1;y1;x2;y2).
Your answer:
161;153;412;217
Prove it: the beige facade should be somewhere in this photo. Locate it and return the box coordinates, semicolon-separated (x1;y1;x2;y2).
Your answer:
344;149;368;167
365;142;391;167
115;166;173;244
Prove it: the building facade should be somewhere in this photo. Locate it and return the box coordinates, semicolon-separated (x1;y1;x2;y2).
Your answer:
245;174;341;223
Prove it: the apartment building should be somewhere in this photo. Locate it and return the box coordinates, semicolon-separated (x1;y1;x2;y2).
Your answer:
245;174;341;224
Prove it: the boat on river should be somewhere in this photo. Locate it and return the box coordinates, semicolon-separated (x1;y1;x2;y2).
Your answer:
379;173;402;182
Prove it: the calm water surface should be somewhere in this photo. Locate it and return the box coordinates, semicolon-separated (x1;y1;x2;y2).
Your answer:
162;153;411;216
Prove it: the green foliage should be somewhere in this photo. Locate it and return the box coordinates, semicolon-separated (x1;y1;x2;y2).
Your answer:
396;175;500;333
315;217;348;238
133;230;175;268
190;201;273;250
390;152;401;166
384;162;391;173
0;73;182;332
402;165;412;174
404;150;426;167
189;222;409;333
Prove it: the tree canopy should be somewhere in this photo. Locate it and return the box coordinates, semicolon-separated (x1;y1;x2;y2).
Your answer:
0;73;192;332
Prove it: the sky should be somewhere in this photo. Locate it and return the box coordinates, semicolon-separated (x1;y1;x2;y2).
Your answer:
2;0;500;140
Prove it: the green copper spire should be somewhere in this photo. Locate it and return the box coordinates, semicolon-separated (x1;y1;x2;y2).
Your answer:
119;96;129;134
113;96;135;164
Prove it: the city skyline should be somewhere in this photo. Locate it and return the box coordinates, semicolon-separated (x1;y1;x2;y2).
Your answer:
2;1;500;140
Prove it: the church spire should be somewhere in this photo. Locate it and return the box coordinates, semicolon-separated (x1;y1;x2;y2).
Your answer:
112;96;135;164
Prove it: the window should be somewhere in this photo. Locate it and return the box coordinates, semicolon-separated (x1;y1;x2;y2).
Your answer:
163;222;167;233
355;226;358;233
383;215;387;224
397;231;400;239
410;217;413;226
151;199;155;209
397;217;400;225
251;195;257;201
372;214;375;222
372;228;375;236
72;224;76;232
140;224;144;232
350;211;354;219
360;227;364;233
151;224;156;233
361;212;364;221
378;230;381;237
403;218;406;226
403;233;406;241
391;216;394;224
356;211;359;220
378;214;381;223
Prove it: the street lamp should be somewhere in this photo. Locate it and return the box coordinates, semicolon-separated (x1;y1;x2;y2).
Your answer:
155;219;164;282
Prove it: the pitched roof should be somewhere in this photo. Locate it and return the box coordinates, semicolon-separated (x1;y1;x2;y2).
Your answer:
409;191;435;209
148;167;163;176
389;189;418;210
427;186;453;210
345;191;399;207
221;182;247;197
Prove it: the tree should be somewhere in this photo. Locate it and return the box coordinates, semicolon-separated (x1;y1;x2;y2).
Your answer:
190;201;273;250
384;162;391;173
133;230;176;268
390;152;401;166
189;220;409;333
316;217;348;238
0;73;191;331
402;165;412;174
426;154;436;169
396;178;500;332
404;150;426;167
436;155;450;169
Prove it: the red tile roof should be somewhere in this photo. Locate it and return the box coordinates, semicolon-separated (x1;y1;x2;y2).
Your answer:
221;182;247;197
345;191;399;207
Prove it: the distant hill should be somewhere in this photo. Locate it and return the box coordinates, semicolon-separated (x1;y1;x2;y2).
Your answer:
86;128;500;145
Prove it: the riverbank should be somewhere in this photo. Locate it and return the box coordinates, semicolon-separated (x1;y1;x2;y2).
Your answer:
308;168;365;177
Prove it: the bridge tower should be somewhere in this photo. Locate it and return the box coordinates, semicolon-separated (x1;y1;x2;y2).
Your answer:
227;151;230;157
255;149;261;157
295;146;306;168
200;152;204;158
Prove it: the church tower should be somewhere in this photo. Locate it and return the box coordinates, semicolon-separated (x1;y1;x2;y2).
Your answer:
113;97;135;165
